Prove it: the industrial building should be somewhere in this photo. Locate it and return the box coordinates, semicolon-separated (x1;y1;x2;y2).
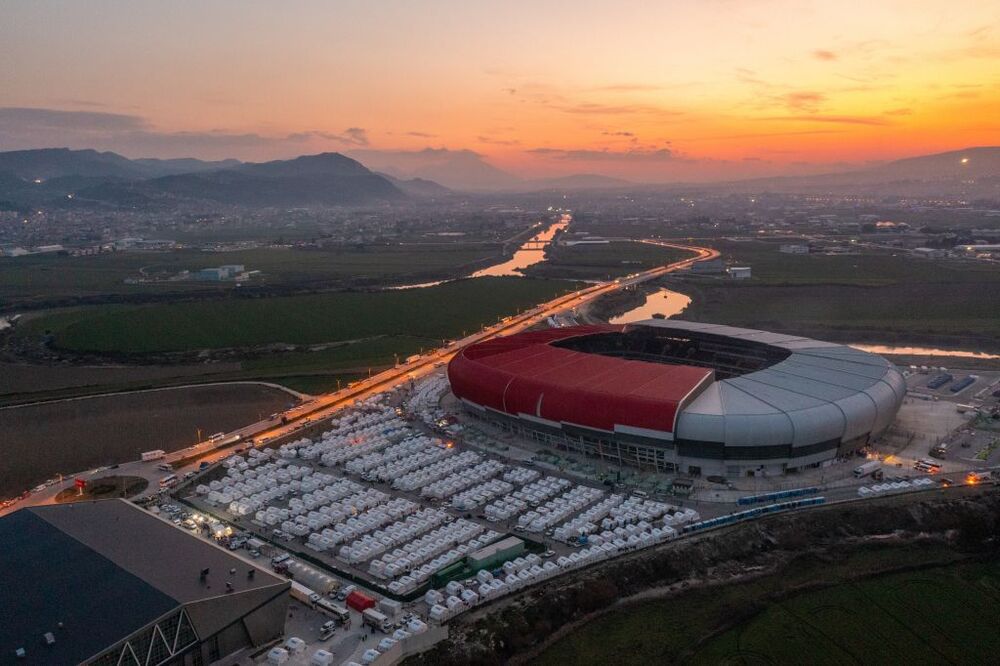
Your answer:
192;265;245;281
727;266;751;279
447;321;905;477
0;500;289;665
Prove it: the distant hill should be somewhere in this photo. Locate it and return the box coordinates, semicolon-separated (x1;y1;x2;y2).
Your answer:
78;152;404;206
0;148;238;180
724;147;1000;199
133;156;242;176
381;173;452;197
0;148;146;180
0;149;404;208
349;148;521;191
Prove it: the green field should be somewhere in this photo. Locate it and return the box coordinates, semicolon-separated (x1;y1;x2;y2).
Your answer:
0;243;501;306
524;241;692;279
712;239;1000;286
538;556;1000;665
676;239;1000;348
692;562;1000;665
20;277;576;354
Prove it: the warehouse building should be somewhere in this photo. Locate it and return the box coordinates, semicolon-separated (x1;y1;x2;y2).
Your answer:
448;321;905;477
0;500;289;665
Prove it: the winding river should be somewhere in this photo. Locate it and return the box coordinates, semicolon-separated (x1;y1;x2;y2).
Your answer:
847;344;1000;360
391;215;569;290
608;291;996;360
397;224;997;361
470;215;570;278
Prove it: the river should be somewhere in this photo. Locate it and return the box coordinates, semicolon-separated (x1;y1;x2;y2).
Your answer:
396;229;999;363
609;288;691;324
608;292;997;360
470;215;570;278
847;344;1000;360
390;215;569;289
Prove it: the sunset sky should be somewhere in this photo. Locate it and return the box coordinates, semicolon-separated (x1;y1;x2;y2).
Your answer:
1;0;998;181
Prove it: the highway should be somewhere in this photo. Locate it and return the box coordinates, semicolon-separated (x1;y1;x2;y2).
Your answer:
1;239;716;515
185;240;718;454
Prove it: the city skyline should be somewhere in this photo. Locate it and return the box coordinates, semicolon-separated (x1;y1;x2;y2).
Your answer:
1;0;998;181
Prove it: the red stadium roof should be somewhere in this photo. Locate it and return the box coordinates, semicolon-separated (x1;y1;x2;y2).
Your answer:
447;325;713;437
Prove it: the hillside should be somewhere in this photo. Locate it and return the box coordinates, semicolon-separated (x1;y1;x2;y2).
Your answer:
121;153;404;206
725;146;1000;199
0;149;404;208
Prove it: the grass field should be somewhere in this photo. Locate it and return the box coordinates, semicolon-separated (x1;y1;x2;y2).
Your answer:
537;550;1000;665
0;337;417;405
524;241;692;279
18;277;576;354
0;383;295;497
712;238;1000;286
676;239;1000;348
0;243;501;306
263;373;367;395
691;561;1000;664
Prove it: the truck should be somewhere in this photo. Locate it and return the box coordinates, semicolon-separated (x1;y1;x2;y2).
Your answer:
141;449;166;462
930;443;949;459
362;609;391;633
318;620;337;640
853;461;882;478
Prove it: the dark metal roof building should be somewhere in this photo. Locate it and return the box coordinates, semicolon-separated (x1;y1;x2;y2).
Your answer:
0;499;289;665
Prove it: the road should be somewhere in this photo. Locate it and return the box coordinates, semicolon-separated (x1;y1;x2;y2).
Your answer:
201;239;718;451
1;240;715;516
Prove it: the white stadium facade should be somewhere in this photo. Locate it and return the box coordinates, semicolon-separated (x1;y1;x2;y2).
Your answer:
447;320;905;477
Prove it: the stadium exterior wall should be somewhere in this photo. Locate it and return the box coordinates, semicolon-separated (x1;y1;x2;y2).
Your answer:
448;321;905;477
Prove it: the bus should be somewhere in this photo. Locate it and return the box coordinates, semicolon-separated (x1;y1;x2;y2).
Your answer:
159;474;179;489
914;459;941;473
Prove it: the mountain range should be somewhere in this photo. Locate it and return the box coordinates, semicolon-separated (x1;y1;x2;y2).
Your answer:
722;147;1000;199
0;149;408;209
0;146;996;211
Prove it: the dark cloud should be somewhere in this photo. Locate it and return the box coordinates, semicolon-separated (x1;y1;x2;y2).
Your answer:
48;99;119;109
602;131;636;137
761;114;891;126
287;128;369;146
0;107;148;131
526;147;680;162
351;147;486;161
783;91;826;111
812;49;838;61
477;136;520;146
687;129;845;141
406;131;437;138
589;83;663;92
0;107;369;158
554;102;681;116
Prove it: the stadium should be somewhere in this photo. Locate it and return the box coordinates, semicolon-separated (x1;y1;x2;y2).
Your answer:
447;320;906;477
